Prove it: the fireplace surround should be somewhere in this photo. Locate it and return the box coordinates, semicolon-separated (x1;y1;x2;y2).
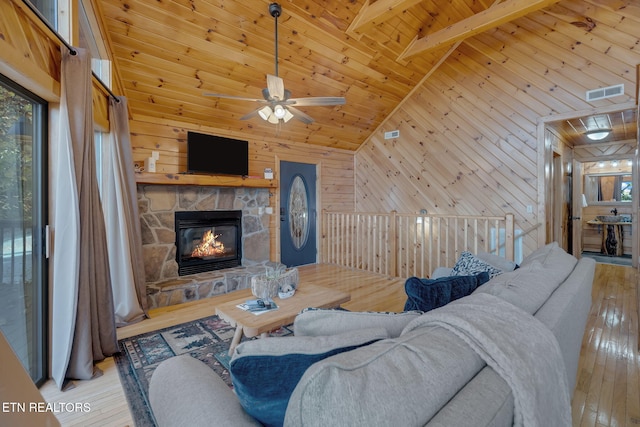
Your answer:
139;185;271;308
175;210;242;276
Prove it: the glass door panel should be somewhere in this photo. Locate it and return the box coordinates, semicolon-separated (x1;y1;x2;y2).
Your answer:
288;175;310;249
0;75;47;385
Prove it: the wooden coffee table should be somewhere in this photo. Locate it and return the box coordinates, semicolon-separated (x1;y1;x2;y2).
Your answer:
216;283;351;355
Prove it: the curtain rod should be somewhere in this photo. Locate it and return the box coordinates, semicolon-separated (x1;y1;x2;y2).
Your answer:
21;0;120;102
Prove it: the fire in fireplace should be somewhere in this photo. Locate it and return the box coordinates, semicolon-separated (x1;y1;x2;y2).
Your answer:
191;230;226;257
175;210;242;276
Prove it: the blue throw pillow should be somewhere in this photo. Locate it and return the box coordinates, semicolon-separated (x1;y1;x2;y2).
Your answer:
230;328;388;427
403;272;490;312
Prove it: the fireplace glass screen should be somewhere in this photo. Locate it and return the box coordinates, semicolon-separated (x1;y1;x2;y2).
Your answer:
180;225;237;260
175;211;242;275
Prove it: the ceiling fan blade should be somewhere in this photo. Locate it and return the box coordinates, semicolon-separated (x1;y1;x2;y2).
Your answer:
287;106;315;124
288;96;346;107
203;93;266;103
266;74;285;100
239;108;261;120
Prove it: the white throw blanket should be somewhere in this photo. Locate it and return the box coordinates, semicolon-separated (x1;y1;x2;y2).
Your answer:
404;293;571;427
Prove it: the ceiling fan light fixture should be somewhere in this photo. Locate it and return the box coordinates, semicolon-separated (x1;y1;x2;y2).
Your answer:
258;106;273;121
267;113;280;124
586;129;611;141
273;104;286;119
282;109;294;123
203;2;345;125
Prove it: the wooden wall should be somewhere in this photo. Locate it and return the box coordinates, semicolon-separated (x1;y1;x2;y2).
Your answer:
129;114;355;260
1;0;110;125
0;0;61;101
355;0;640;259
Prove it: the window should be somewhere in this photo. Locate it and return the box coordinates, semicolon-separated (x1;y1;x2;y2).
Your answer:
28;0;58;29
78;0;112;194
0;74;48;386
620;177;632;201
79;0;111;83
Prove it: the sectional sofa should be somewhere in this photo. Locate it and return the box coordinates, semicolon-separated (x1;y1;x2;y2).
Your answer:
149;242;595;427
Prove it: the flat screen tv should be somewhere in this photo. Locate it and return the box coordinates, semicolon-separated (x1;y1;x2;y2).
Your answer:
186;131;249;176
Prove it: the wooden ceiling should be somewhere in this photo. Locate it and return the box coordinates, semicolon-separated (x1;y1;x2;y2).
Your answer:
98;0;566;150
546;108;637;147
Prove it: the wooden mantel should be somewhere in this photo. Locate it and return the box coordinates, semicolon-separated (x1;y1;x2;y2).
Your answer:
135;172;277;188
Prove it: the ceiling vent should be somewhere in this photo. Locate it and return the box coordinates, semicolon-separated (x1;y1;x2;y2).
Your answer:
384;130;400;139
586;84;624;102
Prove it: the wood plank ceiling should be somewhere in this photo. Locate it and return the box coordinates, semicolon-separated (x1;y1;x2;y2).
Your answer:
546;108;637;147
98;0;569;150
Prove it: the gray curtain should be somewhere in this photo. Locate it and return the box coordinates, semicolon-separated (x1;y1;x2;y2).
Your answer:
104;96;148;325
51;48;118;389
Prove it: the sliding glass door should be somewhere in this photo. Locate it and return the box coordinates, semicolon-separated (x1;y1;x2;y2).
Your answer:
0;75;48;386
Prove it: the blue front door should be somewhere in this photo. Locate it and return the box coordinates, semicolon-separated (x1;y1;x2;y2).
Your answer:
280;161;316;266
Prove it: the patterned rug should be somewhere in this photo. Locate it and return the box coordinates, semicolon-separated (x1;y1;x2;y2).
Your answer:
114;315;292;427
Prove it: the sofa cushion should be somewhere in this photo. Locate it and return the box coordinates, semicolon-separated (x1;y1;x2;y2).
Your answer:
471;261;557;314
476;250;518;272
285;324;486;426
230;328;388;427
519;241;558;266
149;355;261;427
431;266;453;279
450;251;503;278
404;272;490;312
294;308;423;338
473;242;578;315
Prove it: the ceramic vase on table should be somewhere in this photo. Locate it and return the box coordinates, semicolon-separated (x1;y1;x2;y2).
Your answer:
251;267;299;299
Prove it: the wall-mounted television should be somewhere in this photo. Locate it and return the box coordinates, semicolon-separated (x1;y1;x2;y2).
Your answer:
186;131;249;176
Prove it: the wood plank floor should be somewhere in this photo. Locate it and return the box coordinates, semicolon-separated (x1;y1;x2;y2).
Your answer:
39;263;639;426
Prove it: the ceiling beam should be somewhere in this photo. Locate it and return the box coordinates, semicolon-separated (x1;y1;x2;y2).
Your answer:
398;0;562;60
347;0;424;36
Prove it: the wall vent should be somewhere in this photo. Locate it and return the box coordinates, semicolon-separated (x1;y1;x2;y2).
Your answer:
384;130;400;139
586;84;624;102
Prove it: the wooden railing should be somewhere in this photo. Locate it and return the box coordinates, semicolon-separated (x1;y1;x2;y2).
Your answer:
321;211;515;278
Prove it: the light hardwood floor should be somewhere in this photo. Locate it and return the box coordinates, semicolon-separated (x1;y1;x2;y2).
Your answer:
40;263;639;427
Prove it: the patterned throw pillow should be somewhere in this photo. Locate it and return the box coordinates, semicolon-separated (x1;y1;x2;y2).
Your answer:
450;251;503;278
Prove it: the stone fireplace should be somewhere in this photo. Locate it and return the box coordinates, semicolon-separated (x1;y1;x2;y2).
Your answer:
138;185;271;308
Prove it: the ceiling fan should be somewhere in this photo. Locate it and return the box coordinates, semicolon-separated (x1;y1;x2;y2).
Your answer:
204;2;346;125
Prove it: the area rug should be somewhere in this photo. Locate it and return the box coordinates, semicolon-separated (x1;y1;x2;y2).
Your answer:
114;315;292;427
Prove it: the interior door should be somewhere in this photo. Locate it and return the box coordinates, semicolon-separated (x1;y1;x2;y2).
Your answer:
280;161;317;267
571;160;583;257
